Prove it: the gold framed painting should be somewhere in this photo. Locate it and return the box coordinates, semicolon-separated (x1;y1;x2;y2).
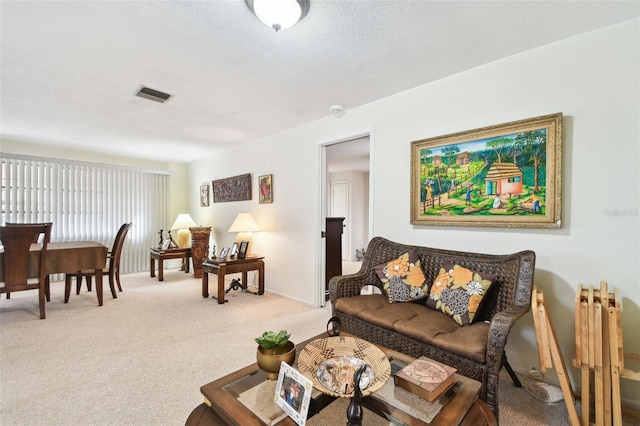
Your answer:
410;113;562;228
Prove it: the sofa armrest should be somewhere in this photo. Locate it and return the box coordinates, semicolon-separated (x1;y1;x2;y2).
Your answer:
485;307;529;369
329;272;372;307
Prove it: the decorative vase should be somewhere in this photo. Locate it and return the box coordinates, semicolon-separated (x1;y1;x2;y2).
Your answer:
256;341;296;380
190;226;211;279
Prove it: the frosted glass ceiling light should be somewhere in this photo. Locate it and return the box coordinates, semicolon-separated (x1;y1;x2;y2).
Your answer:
246;0;310;32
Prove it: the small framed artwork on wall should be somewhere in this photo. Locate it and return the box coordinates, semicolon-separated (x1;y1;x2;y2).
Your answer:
200;184;210;207
259;174;273;204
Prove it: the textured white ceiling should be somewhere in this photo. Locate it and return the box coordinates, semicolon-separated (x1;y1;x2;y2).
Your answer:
1;1;638;163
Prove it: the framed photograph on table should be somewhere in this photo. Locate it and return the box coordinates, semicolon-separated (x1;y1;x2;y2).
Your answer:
275;362;312;426
230;242;238;259
219;247;229;259
238;240;249;259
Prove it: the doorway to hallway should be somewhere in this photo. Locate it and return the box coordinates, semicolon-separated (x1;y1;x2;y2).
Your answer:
320;134;371;305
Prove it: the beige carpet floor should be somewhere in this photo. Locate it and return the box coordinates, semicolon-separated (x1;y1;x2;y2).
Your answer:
0;269;598;425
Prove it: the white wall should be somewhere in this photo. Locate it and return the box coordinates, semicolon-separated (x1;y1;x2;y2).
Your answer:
187;20;639;404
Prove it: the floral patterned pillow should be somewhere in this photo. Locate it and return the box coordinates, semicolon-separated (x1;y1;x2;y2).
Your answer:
426;262;494;326
374;250;428;303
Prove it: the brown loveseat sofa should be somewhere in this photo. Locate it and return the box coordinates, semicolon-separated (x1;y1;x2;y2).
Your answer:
329;236;535;418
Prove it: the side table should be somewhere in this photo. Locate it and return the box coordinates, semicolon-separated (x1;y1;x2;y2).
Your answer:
150;247;191;281
202;256;264;304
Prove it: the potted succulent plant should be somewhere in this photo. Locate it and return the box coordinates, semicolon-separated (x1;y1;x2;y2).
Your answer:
255;330;296;380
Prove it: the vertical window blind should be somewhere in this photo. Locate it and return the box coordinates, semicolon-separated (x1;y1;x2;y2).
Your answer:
1;153;170;278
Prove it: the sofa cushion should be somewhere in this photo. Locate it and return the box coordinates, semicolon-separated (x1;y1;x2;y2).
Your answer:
426;263;494;326
373;250;427;303
334;294;488;363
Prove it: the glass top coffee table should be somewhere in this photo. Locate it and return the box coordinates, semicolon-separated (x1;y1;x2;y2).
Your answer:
192;333;496;426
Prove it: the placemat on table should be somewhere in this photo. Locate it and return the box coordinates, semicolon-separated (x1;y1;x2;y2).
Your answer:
238;380;288;425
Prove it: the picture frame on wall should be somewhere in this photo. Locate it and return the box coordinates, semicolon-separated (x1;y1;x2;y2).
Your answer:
410;112;562;229
238;240;249;259
259;174;273;204
200;184;210;207
212;173;251;203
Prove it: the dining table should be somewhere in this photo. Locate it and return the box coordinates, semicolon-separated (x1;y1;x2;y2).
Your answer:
0;241;109;306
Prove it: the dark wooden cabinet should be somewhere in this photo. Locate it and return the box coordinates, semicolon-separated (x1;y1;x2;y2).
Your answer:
324;217;344;300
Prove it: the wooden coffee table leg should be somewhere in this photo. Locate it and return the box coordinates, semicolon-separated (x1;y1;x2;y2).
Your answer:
158;257;164;281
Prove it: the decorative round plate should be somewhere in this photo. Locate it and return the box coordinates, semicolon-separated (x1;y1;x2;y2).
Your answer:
297;336;391;398
317;356;374;394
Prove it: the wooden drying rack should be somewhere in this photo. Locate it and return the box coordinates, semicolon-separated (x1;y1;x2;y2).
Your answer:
532;282;639;426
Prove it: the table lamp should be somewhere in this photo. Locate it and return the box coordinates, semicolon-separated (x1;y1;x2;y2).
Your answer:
171;213;197;247
228;213;260;256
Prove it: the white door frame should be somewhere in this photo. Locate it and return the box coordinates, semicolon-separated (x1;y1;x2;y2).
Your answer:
316;128;374;307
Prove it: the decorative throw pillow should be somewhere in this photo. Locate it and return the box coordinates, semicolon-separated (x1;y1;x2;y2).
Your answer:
374;250;427;303
426;262;494;326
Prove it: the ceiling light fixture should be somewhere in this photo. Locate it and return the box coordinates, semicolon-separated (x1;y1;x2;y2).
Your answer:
245;0;310;32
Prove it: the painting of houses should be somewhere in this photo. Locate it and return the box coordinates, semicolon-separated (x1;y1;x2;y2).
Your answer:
456;151;470;166
410;113;562;228
484;162;523;196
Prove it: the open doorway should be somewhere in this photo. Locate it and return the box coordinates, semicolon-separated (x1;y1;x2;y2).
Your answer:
324;135;371;285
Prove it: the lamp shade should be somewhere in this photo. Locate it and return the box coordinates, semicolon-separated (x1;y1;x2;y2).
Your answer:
171;213;197;230
228;213;260;233
228;213;259;257
171;213;197;248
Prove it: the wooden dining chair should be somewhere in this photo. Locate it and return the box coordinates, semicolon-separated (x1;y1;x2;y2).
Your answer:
0;223;52;319
64;222;132;302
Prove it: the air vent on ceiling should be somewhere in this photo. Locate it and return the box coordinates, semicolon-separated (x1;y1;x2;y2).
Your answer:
135;86;172;103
